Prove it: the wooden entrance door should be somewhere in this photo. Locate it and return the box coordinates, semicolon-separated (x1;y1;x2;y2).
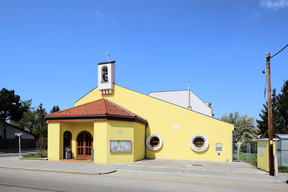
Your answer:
77;131;93;159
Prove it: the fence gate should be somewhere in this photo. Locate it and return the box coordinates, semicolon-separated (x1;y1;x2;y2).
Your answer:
233;143;257;165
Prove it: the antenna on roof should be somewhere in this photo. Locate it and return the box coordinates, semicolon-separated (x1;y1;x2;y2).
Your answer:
105;50;110;61
187;82;192;110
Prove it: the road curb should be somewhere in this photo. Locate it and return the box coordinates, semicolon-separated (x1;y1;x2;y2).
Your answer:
20;158;48;160
279;173;288;176
0;166;117;175
265;172;288;176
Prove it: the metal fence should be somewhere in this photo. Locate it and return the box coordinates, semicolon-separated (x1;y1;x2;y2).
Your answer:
233;143;257;165
0;139;37;149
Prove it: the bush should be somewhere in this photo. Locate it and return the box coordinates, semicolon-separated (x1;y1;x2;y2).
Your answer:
22;152;47;158
36;138;47;157
279;165;288;173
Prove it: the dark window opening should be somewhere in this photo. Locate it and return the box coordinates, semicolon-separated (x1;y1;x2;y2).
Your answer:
102;66;108;82
63;131;72;159
194;138;204;148
150;137;160;147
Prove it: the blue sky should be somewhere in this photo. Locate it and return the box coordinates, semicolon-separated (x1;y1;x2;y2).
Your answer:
1;0;288;122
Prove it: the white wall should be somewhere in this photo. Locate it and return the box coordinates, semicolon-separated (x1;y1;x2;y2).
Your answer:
0;121;35;139
149;90;213;117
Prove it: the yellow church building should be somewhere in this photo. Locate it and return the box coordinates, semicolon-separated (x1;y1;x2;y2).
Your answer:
45;61;234;164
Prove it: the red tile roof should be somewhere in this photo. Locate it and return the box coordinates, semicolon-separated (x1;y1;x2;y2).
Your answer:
45;99;147;123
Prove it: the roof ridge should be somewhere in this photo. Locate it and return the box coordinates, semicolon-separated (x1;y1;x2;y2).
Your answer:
105;99;136;117
102;99;108;114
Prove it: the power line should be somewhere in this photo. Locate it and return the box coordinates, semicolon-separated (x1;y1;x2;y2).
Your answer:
271;44;288;59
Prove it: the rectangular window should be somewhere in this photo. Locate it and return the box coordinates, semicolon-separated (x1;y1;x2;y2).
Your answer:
258;141;266;156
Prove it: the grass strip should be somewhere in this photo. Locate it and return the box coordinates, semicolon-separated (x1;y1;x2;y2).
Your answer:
22;153;47;158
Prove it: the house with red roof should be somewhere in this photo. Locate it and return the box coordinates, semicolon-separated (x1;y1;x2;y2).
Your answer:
46;61;233;164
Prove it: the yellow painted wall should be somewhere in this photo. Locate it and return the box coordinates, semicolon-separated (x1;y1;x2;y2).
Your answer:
75;84;234;162
48;121;94;160
59;122;73;159
93;121;108;163
107;120;134;163
93;120;145;164
48;122;61;160
257;140;276;172
133;122;145;161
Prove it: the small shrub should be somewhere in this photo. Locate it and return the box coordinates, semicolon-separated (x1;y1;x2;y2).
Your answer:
36;138;47;157
22;153;47;158
65;147;71;152
278;165;288;173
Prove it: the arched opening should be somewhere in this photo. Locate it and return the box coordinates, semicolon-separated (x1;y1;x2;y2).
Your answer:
102;66;108;82
63;131;72;159
76;131;93;159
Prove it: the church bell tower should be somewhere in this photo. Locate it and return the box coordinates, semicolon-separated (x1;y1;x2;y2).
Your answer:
98;61;115;94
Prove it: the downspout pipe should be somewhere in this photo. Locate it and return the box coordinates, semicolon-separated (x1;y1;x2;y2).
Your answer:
144;123;148;159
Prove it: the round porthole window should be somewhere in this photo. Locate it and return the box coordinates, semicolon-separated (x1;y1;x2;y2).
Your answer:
190;134;209;152
146;134;163;151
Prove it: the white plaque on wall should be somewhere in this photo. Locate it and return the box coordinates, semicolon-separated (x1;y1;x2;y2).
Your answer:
174;124;179;129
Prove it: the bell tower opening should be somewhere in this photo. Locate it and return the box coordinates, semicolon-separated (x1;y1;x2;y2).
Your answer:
98;61;115;94
102;66;108;82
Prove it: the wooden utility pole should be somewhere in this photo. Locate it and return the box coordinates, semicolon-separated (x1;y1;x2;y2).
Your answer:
266;52;274;176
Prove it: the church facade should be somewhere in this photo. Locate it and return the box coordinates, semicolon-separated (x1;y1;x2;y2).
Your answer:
46;61;234;164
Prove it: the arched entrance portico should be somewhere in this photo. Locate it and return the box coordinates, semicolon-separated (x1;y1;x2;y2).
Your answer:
76;131;93;159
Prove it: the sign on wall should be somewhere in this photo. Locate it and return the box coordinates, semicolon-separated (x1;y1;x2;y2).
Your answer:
174;124;179;129
110;140;131;153
216;143;222;151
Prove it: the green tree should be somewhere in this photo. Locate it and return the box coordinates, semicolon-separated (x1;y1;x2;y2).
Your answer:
10;99;37;132
221;111;257;143
276;80;288;133
11;102;48;138
0;88;28;138
220;111;239;126
256;89;281;138
50;105;60;113
34;103;48;138
257;80;288;138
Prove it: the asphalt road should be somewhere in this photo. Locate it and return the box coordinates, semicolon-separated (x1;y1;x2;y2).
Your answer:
0;168;286;192
0;152;32;158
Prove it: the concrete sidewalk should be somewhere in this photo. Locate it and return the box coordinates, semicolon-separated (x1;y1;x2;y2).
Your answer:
118;159;288;183
0;152;287;186
0;154;124;175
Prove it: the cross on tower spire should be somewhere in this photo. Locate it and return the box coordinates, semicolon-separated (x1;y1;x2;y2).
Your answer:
105;50;110;61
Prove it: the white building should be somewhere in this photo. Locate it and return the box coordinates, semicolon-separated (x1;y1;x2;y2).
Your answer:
0;120;35;139
149;84;213;117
